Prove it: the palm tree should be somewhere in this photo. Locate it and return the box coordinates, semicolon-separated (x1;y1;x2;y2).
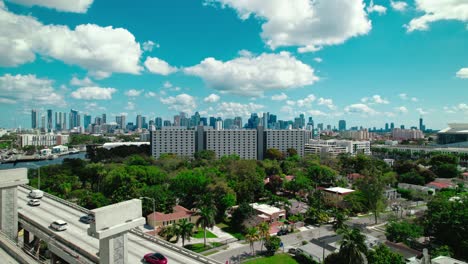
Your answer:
245;227;259;256
257;222;270;252
158;225;177;242
332;210;348;231
337;226;368;264
195;204;217;247
175;218;195;247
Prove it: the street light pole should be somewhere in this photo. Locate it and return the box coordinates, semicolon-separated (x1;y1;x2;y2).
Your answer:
140;197;156;234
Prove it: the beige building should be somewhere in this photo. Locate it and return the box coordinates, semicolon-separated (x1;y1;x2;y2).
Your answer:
146;205;199;229
322;187;355;207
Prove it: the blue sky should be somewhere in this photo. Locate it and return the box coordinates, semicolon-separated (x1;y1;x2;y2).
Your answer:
0;0;467;130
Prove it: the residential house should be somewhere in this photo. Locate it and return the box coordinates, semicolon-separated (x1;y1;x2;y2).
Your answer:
146;205;199;229
250;203;286;223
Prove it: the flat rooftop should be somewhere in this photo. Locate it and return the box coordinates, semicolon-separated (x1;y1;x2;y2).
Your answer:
250;203;284;215
324;187;355;194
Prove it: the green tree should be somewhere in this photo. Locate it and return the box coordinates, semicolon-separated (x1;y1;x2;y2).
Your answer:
423;190;468;259
264;235;282;256
431;245;453;258
231;202;255;232
195;203;217;247
385;220;423;244
257;222;270;252
332;209;348;231
170;169;209;208
286;148;298;157
159;225;177;242
356;168;394;224
336;227;368;264
175;218;195;247
367;244;405;264
265;148;284;160
245;227;259;255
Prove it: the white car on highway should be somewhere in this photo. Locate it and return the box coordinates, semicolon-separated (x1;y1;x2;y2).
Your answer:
50;220;68;231
27;199;40;206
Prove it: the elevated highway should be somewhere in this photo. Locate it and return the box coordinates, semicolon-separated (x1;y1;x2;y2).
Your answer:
17;186;220;264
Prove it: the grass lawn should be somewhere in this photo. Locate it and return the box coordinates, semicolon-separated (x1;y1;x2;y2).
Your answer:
184;243;211;253
244;254;298;264
216;222;244;240
184;242;226;253
193;227;217;239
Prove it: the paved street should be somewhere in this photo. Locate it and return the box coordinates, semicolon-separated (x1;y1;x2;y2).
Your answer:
210;225;335;263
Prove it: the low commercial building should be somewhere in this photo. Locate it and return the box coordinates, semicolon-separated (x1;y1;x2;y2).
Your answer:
146;205;199;229
322;187;355;206
305;139;371;157
20;134;69;147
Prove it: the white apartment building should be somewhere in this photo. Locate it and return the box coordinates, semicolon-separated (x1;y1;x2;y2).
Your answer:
391;128;424;140
151;127;196;159
305;139;371;157
20;134;69;147
205;129;257;159
151;126;312;160
265;129;311;157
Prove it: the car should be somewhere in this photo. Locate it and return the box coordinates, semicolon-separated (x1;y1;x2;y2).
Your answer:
79;214;95;224
29;190;44;199
27;199;40;206
50;220;68;231
277;229;288;236
143;252;167;264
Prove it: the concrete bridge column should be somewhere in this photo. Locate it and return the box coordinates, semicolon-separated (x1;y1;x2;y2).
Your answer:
88;199;145;264
0;168;28;240
23;229;30;246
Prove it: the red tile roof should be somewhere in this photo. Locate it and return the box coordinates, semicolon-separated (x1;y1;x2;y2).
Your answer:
426;181;452;189
285;175;295;182
147;205;194;222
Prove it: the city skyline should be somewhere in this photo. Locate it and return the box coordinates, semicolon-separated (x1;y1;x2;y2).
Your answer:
1;0;468;129
27;107;431;133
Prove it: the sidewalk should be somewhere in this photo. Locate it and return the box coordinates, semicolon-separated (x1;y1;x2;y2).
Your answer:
175;226;236;247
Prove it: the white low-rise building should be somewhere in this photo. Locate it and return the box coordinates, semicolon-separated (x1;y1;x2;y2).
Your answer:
305;139;371;157
20;134;69;147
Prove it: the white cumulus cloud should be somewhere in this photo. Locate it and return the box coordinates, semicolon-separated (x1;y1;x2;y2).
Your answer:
345;103;377;115
456;68;468;79
361;94;389;104
0;73;65;106
204;93;220;103
71;86;116;100
70;76;94;86
395;106;408;113
6;0;93;13
216;102;264;118
406;0;468;32
390;1;408;12
142;40;159;52
271;92;288;101
0;6;142;76
125;101;135;110
207;0;371;52
367;0;387;15
144;57;178;75
184;51;318;96
125;89;143;97
160;94;197;113
317;97;336;109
